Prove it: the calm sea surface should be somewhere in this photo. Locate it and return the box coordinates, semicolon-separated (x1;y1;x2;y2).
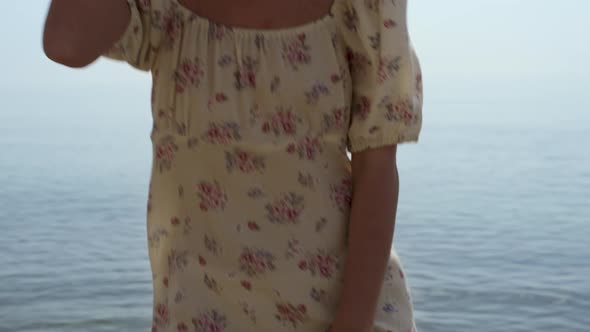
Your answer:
1;96;589;332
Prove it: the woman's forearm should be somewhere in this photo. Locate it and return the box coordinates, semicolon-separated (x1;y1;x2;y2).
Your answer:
43;0;131;67
331;147;399;332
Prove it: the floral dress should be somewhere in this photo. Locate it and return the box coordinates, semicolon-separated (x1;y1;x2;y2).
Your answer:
105;0;423;331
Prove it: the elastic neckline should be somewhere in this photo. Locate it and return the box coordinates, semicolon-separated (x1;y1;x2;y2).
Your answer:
172;0;339;37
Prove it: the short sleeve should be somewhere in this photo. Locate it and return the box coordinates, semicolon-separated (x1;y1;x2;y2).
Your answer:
335;0;423;153
103;0;161;71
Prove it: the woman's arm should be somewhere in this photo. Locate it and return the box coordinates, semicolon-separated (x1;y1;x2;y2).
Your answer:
331;145;400;332
43;0;131;67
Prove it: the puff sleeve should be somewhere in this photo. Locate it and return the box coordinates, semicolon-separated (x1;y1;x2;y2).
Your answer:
103;0;161;71
336;0;423;153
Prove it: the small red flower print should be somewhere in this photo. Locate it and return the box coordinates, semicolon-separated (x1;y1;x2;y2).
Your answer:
215;93;228;102
330;178;353;211
175;57;205;93
274;301;309;328
196;180;228;212
154;303;170;327
261;106;300;136
192;310;227;332
384;18;397;29
161;7;183;47
286;136;323;161
385;97;415;125
265;193;305;224
239;247;277;277
282;34;311;70
330;73;341;83
154;135;179;173
247;221;260;231
202;122;241;145
346;49;371;76
234;56;259;89
353;96;371;120
177;322;188;332
170;217;180;226
241;280;252;290
322;107;347;132
225;148;266;173
299;249;339;278
198;255;207;266
208;24;230;40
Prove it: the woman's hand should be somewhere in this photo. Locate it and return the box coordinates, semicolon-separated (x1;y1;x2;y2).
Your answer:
43;0;131;67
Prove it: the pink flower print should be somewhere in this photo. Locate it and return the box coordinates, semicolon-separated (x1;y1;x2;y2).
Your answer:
177;322;188;332
225;149;266;173
297;249;339;279
305;82;330;105
345;49;371;76
352;95;372;120
202;122;241;145
330;178;353;211
161;6;183;47
197;180;228;212
265;193;305;224
384;18;397;29
286;136;323;161
137;0;151;11
198;255;207;266
170;216;180;226
274;302;309;328
155;135;178;172
208;23;229;40
322;107;347;132
241;280;252;290
154;303;170;327
247;221;260;231
239;247;277;277
385;98;415;125
207;92;229;111
235;56;259;89
282;33;311;70
192;310;227;332
261;107;299;136
175;57;205;93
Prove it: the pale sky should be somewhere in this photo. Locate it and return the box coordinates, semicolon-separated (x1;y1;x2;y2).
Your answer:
1;1;589;127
